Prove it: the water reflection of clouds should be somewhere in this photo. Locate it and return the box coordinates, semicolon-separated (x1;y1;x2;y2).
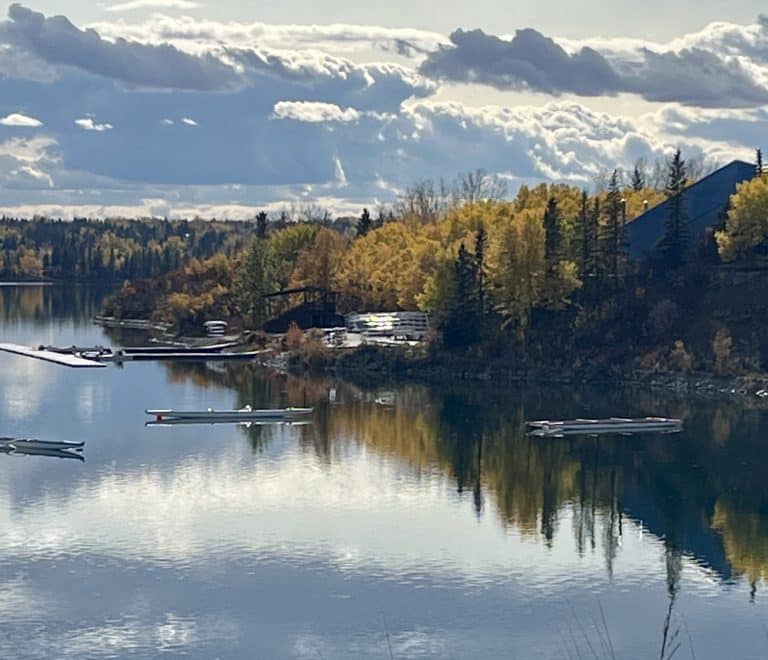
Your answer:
76;382;106;422
0;444;711;592
0;577;44;620
1;613;229;659
0;357;52;420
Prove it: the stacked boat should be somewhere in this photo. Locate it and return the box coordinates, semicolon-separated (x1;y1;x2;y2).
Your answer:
527;417;683;437
0;437;85;461
146;405;314;426
44;342;262;363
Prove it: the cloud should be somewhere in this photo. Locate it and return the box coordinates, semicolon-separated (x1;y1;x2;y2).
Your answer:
0;112;42;127
421;28;623;97
75;117;113;131
0;136;58;191
4;3;241;91
273;101;360;123
0;6;762;217
421;21;768;108
104;0;202;13
619;47;768;107
86;13;447;59
1;5;434;112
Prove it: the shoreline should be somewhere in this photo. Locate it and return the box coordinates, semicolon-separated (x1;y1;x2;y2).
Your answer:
273;344;768;404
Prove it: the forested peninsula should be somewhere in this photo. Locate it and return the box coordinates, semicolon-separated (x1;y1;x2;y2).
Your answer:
10;153;768;389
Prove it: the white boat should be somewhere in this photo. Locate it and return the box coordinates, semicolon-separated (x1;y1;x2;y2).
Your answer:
527;417;682;437
146;405;313;422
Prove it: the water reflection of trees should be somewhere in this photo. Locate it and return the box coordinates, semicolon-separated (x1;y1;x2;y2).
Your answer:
158;361;768;590
0;284;106;325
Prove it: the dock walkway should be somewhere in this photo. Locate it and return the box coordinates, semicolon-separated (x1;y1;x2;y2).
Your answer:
0;343;106;368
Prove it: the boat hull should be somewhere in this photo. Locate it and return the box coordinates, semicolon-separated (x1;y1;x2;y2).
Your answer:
527;417;682;437
146;407;313;421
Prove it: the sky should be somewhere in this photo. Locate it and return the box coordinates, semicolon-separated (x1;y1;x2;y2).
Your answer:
0;1;765;218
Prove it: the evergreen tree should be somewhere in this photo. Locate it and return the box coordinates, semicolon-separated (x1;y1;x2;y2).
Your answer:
474;224;487;316
631;163;645;191
441;243;479;349
579;191;599;281
256;211;268;240
543;196;562;277
357;208;372;237
234;237;271;327
658;149;690;269
601;170;626;285
758;148;764;177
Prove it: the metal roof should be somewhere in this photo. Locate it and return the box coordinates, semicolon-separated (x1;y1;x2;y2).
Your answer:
627;159;756;258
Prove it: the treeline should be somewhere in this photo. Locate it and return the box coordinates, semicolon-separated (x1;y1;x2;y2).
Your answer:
0;217;257;281
110;153;768;374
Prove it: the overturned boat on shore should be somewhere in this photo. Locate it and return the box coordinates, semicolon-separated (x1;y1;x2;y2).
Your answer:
527;417;683;437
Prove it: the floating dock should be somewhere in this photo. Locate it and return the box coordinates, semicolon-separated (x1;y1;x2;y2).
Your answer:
0;343;106;368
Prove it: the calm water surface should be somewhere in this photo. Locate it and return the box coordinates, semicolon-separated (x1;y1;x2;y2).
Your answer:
0;285;767;659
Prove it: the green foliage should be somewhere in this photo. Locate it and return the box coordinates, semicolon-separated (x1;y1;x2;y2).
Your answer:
658;150;691;268
0;216;255;281
234;237;272;327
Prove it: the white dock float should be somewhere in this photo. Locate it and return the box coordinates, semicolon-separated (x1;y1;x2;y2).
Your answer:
0;343;107;368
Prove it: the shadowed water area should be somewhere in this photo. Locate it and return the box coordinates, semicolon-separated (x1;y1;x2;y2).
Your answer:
0;284;767;659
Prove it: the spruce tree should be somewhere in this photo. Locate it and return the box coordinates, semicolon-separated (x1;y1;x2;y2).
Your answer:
441;242;479;348
631;164;645;191
543;196;562;278
474;225;487;316
579;191;595;281
357;208;372;237
658;149;690;269
601;170;626;285
256;211;268;240
757;148;764;177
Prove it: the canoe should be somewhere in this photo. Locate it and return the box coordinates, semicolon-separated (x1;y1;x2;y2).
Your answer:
146;406;314;422
527;417;682;437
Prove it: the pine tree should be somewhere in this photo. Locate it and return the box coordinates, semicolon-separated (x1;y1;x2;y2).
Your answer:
474;224;487;316
631;163;645;191
543;196;562;277
256;211;268;240
658;149;690;269
601;170;627;285
235;238;271;327
357;208;372;237
757;148;764;177
579;191;598;281
441;243;479;349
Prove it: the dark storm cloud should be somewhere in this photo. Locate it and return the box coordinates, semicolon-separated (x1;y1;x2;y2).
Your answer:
420;26;768;108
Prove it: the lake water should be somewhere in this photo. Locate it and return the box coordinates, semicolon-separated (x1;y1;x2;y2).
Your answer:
0;285;767;659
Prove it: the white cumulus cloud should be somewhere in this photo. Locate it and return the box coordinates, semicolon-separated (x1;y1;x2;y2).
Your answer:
75;117;114;131
0;112;42;127
273;102;361;123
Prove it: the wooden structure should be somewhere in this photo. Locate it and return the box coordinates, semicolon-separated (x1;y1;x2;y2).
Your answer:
263;287;344;333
